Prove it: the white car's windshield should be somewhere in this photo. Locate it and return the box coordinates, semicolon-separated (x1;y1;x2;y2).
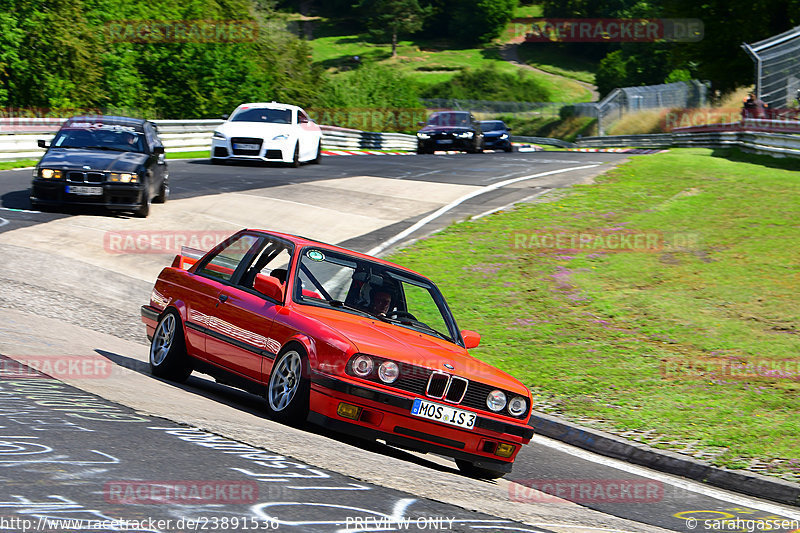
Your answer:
294;247;459;344
231;108;293;124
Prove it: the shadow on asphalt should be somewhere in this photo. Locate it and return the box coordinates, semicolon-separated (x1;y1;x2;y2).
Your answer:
94;348;477;481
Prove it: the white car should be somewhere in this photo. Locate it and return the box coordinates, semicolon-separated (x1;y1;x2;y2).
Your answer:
210;102;322;166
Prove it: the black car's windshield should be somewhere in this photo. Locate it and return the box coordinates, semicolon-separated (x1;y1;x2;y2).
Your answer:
427;112;470;127
294;247;459;344
53;126;145;153
480;121;506;131
231;108;293;124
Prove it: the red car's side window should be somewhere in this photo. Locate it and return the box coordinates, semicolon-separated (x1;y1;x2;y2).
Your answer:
196;234;260;283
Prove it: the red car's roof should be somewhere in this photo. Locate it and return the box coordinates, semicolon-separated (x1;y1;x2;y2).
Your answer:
247;228;426;278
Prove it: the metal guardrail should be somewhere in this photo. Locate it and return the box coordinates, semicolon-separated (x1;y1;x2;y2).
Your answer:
0;119;417;161
510;135;577;149
576;130;800;158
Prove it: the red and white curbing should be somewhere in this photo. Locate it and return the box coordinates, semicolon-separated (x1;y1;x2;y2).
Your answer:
321;150;413;156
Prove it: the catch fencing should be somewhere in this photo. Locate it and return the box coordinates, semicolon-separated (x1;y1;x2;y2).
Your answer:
743;26;800;109
568;81;708;135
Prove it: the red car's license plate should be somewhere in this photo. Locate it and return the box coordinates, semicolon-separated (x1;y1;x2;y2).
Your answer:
411;398;476;429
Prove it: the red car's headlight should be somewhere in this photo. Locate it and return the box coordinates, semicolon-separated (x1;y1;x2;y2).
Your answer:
378;361;399;384
351;354;374;378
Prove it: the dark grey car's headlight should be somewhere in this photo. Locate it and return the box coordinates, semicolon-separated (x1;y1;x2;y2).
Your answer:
39;168;63;179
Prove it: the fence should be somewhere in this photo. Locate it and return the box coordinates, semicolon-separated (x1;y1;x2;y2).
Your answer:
575;130;800;159
743;26;800;109
568;80;708;135
0;119;417;161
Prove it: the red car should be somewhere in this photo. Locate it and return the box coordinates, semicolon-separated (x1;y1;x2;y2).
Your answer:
141;229;533;477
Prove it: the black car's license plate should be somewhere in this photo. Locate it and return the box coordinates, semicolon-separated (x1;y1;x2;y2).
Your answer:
66;185;102;196
411;398;476;429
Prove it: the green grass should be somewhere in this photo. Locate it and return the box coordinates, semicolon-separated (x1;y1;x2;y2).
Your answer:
513;4;543;17
389;148;800;477
310;35;593;102
0;159;39;170
515;43;598;85
166;150;210;159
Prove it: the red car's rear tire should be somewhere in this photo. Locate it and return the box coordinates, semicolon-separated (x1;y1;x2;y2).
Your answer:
149;310;192;382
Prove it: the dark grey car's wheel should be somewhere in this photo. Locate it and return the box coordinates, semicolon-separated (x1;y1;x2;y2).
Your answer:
266;348;309;424
154;178;168;203
455;459;505;479
149;310;192;382
134;190;151;217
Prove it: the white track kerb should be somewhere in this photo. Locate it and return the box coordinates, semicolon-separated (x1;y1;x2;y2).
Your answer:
367;164;600;256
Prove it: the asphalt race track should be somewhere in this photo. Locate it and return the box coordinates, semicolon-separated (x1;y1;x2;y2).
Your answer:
0;151;799;533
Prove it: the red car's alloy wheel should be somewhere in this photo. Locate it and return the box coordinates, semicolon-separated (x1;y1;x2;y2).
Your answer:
267;349;309;423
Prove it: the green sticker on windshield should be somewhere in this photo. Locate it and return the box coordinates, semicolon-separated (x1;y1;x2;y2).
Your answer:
307;249;325;262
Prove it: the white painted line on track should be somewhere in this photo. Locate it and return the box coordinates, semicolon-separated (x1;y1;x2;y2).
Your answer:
0;217;8;228
472;189;550;220
532;435;800;520
367;165;599;256
0;206;41;214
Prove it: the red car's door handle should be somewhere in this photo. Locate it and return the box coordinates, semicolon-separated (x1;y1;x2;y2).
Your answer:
218;294;228;303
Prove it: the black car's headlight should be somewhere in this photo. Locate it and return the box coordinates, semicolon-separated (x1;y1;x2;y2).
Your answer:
500;133;509;139
417;132;431;139
454;132;474;139
110;172;139;183
39;168;63;179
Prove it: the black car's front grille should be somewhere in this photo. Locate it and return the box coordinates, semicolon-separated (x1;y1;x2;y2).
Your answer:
231;137;263;156
65;171;105;183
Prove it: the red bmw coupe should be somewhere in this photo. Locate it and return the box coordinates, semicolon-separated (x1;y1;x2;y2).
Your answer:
141;229;533;477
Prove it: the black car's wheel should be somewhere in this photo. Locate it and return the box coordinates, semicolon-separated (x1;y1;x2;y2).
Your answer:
210;158;225;165
134;193;151;217
153;179;169;204
266;347;310;424
504;144;513;153
311;142;322;164
149;310;192;382
455;459;506;479
291;144;301;168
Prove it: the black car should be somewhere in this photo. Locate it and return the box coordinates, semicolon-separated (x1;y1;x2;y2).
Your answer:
30;115;168;217
416;111;483;154
479;120;513;152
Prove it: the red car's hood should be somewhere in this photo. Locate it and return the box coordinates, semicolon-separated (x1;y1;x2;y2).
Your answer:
300;305;529;395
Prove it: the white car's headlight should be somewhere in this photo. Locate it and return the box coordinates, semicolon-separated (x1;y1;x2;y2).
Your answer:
455;132;474;139
212;131;226;140
272;134;289;141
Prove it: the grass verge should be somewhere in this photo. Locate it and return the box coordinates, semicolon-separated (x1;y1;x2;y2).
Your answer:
389;148;800;479
0;159;39;170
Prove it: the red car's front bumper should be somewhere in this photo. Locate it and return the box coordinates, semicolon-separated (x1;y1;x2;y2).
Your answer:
308;371;533;472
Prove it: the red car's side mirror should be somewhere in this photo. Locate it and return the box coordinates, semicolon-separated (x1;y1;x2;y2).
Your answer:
461;330;481;349
254;274;284;302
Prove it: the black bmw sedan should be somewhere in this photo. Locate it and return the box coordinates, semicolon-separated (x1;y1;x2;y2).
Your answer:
479;120;513;152
416;111;483;154
30;115;168;217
